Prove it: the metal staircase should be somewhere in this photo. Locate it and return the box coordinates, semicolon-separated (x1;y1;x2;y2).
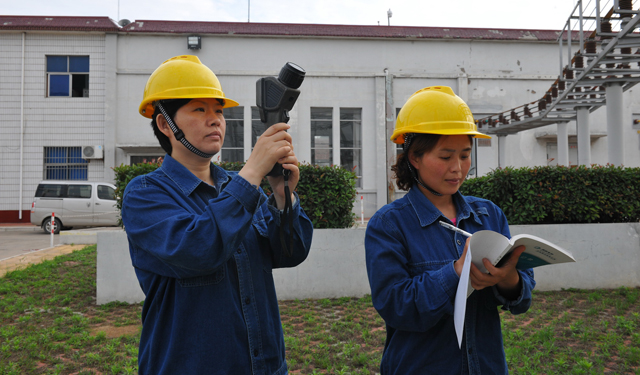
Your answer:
476;0;640;136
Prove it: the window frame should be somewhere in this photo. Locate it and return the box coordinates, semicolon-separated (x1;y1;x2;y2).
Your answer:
339;107;362;188
45;55;90;98
310;107;334;167
221;106;245;162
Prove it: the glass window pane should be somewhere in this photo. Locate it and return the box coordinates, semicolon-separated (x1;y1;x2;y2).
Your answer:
340;108;361;121
47;56;67;72
223;106;244;149
69;56;89;72
130;155;164;165
98;185;116;200
221;149;244;163
311;107;332;120
49;75;70;96
36;184;64;198
311;123;332;147
67;185;91;198
312;149;332;166
225;121;244;148
341;149;362;188
71;74;89;97
340;108;361;148
251;107;263;148
340;120;362;148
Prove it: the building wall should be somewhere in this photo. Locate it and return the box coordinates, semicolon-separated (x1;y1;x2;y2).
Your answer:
3;27;640;222
0;32;108;217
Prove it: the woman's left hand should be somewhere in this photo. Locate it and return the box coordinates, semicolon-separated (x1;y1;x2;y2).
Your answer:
267;151;299;210
469;245;525;299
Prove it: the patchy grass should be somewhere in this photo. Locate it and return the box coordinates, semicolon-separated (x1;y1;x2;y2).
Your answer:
1;246;639;374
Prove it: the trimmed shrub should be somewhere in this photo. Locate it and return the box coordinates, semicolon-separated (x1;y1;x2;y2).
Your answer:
460;165;640;224
112;160;357;229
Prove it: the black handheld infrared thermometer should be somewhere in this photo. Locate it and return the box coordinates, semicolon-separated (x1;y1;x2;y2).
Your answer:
256;62;306;177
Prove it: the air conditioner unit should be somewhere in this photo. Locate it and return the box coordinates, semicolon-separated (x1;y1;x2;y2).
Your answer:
82;145;104;159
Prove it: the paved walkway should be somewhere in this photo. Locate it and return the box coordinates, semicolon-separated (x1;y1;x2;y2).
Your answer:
0;244;86;277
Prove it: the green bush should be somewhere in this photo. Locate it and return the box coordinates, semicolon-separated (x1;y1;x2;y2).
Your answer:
113;161;162;225
112;160;357;229
460;165;640;224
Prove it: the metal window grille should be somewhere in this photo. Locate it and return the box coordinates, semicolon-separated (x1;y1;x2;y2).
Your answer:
311;107;333;166
43;147;88;180
340;108;362;188
221;106;244;162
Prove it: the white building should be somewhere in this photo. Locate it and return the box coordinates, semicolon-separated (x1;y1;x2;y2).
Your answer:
2;15;639;223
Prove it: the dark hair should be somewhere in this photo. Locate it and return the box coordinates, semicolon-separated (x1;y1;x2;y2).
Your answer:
150;98;226;155
150;99;192;155
391;134;473;191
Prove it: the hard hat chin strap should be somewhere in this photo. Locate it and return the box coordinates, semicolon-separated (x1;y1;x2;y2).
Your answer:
404;133;443;197
157;102;215;159
406;159;443;197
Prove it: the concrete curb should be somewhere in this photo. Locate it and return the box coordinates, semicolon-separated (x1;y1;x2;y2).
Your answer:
0;244;87;277
0;226;41;232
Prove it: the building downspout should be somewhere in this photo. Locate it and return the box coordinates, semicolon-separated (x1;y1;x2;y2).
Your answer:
19;32;25;220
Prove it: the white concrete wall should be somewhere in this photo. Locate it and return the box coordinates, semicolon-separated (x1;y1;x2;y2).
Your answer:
0;32;109;213
95;223;640;304
4;27;640;221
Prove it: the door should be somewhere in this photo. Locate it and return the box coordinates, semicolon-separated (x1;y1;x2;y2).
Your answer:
63;184;93;226
95;184;118;225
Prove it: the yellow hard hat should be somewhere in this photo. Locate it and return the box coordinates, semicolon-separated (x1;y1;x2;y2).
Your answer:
139;55;239;118
391;86;490;144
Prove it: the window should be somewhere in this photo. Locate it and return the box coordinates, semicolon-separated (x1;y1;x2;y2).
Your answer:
35;184;66;198
546;142;578;166
98;185;116;200
67;185;92;198
340;108;362;188
221;106;244;162
251;107;264;149
46;55;89;97
396;108;403;157
44;147;88;180
311;107;333;166
130;155;164;166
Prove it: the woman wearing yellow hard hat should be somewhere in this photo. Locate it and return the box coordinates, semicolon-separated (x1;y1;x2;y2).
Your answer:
365;86;535;374
122;55;313;374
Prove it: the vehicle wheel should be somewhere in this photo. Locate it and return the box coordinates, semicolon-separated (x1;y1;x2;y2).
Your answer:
43;217;61;234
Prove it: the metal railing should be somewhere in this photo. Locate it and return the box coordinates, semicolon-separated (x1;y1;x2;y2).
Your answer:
476;0;640;135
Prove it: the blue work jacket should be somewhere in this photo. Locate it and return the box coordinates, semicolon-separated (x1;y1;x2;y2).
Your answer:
122;154;313;375
365;186;535;375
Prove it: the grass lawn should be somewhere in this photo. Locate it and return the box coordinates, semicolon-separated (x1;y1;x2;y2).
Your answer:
0;245;638;374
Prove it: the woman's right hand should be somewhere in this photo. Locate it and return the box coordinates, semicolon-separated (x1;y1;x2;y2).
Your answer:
239;123;292;186
454;237;470;277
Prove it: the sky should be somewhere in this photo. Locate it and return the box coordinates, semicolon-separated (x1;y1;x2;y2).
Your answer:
3;0;579;30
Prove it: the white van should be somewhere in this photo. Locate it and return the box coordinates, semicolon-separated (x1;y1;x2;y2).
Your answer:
30;181;119;234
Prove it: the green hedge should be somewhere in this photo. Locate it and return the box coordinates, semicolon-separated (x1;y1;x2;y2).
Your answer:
113;160;357;229
459;165;640;225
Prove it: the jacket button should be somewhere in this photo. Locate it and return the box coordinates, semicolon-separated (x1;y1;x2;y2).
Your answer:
245;298;250;305
457;240;462;245
237;249;242;254
254;349;259;357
